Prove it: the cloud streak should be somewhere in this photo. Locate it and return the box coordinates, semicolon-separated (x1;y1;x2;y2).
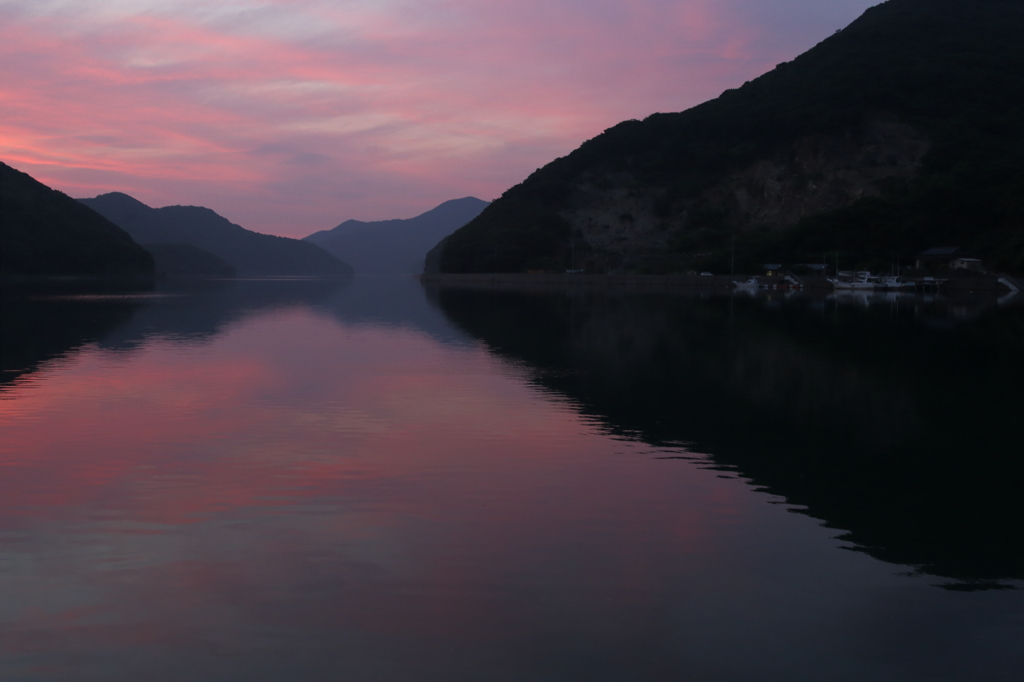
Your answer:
0;0;877;236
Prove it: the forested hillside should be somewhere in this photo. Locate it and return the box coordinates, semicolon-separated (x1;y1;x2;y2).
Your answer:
0;163;153;277
433;0;1024;274
81;193;352;278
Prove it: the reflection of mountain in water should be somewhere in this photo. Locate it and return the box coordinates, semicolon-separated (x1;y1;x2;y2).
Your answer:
1;278;353;390
2;273;476;394
430;286;1024;588
2;275;471;397
99;278;350;350
321;276;472;346
1;280;148;390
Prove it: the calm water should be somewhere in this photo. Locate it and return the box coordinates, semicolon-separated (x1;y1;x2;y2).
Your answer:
1;277;1022;681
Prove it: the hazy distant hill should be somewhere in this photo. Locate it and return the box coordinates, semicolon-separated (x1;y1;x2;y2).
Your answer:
0;162;153;277
144;243;236;278
433;0;1024;274
305;197;488;274
80;193;353;278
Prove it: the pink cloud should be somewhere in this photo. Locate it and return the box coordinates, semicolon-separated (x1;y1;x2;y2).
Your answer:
0;0;876;237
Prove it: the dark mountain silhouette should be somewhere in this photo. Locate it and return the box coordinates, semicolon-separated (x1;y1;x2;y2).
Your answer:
305;197;488;274
0;162;153;277
80;193;352;278
145;243;236;278
432;0;1024;274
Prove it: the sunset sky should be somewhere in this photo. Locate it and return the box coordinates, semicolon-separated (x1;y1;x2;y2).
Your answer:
1;0;878;238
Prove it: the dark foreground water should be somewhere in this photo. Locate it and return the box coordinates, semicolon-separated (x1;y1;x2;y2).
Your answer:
1;277;1022;681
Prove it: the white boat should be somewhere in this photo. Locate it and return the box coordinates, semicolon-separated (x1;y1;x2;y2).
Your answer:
828;271;880;290
733;277;762;289
878;275;915;289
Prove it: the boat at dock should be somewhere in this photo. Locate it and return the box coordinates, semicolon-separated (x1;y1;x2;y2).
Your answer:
827;271;880;290
829;270;921;291
733;277;763;290
878;275;915;290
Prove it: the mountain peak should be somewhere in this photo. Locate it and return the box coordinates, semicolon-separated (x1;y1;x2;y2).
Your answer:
80;192;352;277
83;192;153;208
304;197;489;274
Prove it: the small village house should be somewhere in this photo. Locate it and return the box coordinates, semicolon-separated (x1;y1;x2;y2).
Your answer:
915;247;983;271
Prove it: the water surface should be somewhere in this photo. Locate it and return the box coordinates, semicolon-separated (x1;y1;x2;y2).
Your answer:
1;277;1021;681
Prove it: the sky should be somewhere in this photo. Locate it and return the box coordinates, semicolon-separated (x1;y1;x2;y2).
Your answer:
0;0;879;238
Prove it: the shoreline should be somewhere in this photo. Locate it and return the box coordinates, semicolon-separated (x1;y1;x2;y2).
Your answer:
420;272;828;292
419;272;1022;301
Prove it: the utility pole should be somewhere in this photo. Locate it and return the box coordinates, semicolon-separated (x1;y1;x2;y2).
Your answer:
731;236;735;276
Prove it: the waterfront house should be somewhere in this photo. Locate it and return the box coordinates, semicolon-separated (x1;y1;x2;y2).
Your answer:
914;247;982;270
951;257;984;271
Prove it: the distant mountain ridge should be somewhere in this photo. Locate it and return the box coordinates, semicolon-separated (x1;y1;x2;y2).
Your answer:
0;162;153;277
144;243;236;278
433;0;1024;274
80;193;352;278
305;197;488;274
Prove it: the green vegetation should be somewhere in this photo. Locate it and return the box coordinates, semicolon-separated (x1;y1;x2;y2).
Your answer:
0;162;153;277
438;0;1024;273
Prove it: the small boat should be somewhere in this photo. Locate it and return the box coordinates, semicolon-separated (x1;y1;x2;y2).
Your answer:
733;277;762;289
878;275;915;290
828;271;880;290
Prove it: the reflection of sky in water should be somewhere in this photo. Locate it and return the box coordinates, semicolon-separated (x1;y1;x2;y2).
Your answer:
0;281;1022;681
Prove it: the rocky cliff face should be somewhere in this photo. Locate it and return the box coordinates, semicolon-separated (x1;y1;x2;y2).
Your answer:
563;119;930;261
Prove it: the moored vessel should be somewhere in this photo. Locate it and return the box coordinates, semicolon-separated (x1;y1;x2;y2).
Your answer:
733;276;762;290
828;271;880;290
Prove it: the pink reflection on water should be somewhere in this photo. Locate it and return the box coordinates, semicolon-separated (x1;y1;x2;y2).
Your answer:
0;305;767;679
